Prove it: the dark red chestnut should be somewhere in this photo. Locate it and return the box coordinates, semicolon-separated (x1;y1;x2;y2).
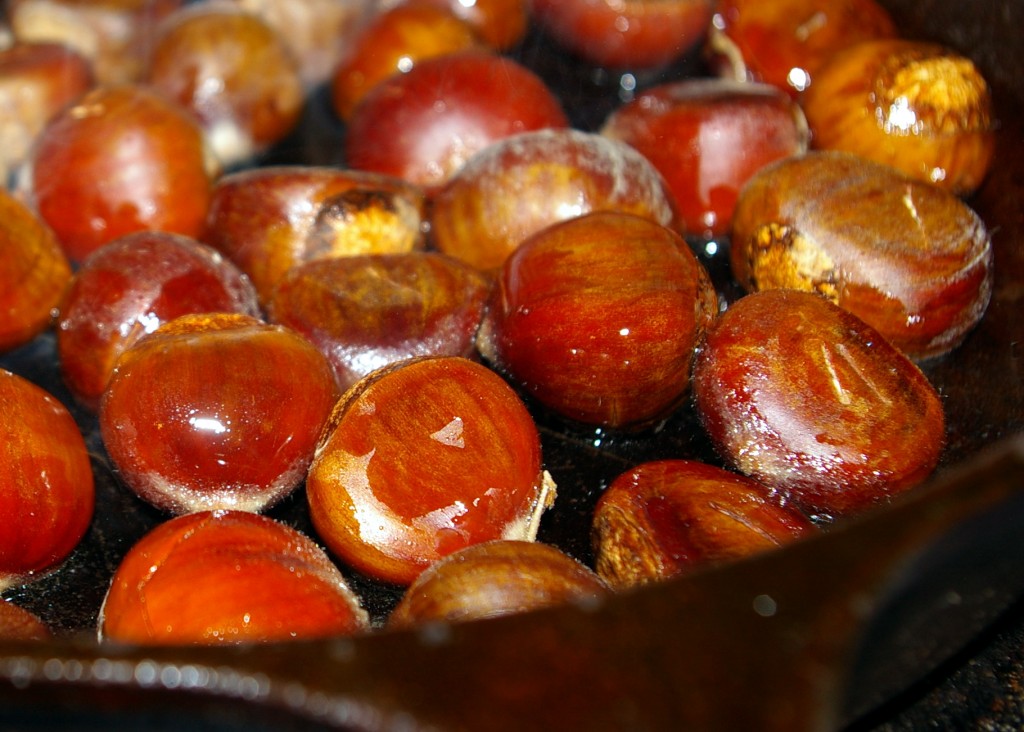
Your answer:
267;252;491;391
57;231;261;412
529;0;713;71
592;460;816;589
26;83;216;263
307;356;555;586
99;510;369;644
417;0;528;50
708;0;896;98
478;211;718;429
692;289;946;521
601;79;808;237
100;313;339;515
344;51;569;192
0;369;94;589
730;151;993;361
389;540;607;628
430;128;680;271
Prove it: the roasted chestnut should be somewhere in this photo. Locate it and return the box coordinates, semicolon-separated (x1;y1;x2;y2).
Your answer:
388;540;607;628
430;128;680;271
730;151;992;361
267;252;491;392
307;356;555;586
601;78;808;237
592;460;816;590
98;510;369;645
478;211;718;430
692;289;946;521
100;313;338;515
801;39;995;195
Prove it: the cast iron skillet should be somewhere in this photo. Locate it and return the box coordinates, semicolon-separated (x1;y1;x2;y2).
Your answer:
1;0;1023;729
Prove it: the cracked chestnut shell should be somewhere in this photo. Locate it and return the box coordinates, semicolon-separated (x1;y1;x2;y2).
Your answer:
478;211;718;430
730;151;992;361
801;39;995;195
592;460;816;590
307;356;554;586
692;289;945;521
388;540;607;628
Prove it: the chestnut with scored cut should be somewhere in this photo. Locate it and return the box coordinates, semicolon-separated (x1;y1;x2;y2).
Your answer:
592;460;816;590
692;289;946;521
730;151;992;361
388;540;607;628
99;510;369;645
204;166;427;303
479;211;718;430
307;356;555;586
801;39;995;195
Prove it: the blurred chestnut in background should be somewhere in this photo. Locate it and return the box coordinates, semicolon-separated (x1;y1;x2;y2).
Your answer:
146;3;305;169
0;601;51;641
478;211;718;430
430;128;679;271
0;41;93;185
592;460;816;590
692;289;946;521
204;166;427;303
801;39;995;195
329;2;481;122
416;0;528;51
0;188;71;353
57;231;261;412
528;0;713;71
0;369;94;590
7;0;184;84
100;313;338;515
99;510;369;645
307;356;555;586
708;0;896;98
227;0;371;87
730;151;992;361
601;79;808;237
26;84;216;263
267;252;491;391
345;51;568;193
388;540;607;628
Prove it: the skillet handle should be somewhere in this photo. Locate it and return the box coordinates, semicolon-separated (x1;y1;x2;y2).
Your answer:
1;435;1024;731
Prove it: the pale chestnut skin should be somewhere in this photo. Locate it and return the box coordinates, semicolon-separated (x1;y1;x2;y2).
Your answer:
307;356;555;586
478;211;718;430
692;289;946;521
0;601;51;641
730;151;993;361
389;540;607;628
99;510;369;645
592;460;816;590
802;39;995;195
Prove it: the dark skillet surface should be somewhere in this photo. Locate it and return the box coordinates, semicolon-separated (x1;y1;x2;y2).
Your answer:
1;0;1023;729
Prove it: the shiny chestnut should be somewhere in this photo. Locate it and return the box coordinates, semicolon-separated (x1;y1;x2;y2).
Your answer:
307;356;555;586
730;151;992;361
692;289;946;521
478;211;718;429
